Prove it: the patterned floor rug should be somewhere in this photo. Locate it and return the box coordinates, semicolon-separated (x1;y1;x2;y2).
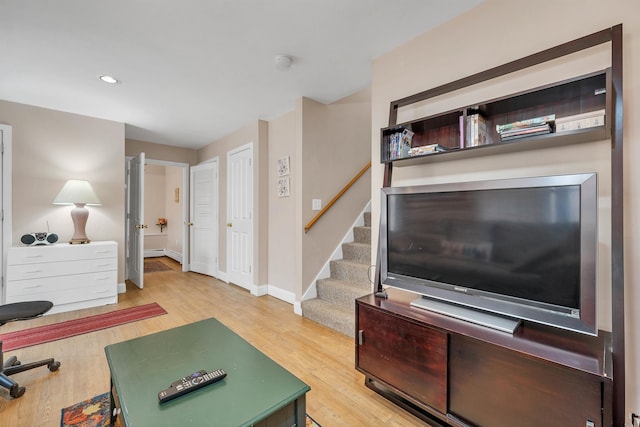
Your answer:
61;392;321;426
0;303;166;351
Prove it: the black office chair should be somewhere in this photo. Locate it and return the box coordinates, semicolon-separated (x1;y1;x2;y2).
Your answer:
0;301;61;398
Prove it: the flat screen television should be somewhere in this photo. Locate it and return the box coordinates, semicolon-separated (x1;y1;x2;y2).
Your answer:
380;173;597;335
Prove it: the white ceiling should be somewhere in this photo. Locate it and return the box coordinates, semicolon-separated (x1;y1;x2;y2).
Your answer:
1;1;483;149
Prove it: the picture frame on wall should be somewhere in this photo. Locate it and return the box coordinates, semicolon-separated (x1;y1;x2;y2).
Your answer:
278;156;290;176
278;177;290;197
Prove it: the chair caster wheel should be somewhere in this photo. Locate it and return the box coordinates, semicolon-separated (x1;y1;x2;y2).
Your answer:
10;385;25;398
48;361;61;372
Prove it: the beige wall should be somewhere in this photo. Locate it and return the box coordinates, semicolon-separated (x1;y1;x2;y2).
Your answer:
125;139;198;165
143;164;168;251
299;94;371;297
371;0;639;415
268;111;298;297
0;99;126;283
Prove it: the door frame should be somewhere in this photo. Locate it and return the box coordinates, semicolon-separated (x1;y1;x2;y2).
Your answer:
145;158;190;272
125;156;190;282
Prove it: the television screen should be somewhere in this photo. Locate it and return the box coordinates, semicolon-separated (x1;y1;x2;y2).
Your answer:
380;173;597;335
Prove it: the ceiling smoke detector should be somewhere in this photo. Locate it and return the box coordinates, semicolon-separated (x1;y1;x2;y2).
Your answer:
274;55;292;71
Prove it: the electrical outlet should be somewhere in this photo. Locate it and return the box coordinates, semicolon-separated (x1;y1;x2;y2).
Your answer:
312;199;322;211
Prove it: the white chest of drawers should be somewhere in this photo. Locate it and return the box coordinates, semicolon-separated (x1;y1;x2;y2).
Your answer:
6;241;118;315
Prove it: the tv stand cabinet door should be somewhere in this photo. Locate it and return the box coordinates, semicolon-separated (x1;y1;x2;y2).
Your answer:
356;303;447;414
449;334;603;427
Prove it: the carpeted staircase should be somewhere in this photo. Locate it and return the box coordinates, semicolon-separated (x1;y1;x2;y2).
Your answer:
301;212;373;337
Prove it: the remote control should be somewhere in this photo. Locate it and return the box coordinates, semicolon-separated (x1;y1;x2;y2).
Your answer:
158;369;227;403
169;370;208;388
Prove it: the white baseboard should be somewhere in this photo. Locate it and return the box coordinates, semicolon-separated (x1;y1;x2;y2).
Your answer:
252;284;268;296
144;249;165;258
164;249;182;263
144;248;182;264
268;285;296;305
118;282;127;294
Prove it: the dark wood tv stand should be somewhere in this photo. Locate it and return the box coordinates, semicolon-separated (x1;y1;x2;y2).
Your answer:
356;288;612;427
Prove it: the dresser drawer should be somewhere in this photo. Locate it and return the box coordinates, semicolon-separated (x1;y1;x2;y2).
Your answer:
7;242;117;265
6;271;117;303
7;258;117;281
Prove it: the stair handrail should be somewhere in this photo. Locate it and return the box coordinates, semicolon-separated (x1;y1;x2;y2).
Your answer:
304;161;371;233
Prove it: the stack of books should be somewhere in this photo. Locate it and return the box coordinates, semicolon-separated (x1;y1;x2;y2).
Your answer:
556;109;605;133
496;114;555;141
409;144;446;156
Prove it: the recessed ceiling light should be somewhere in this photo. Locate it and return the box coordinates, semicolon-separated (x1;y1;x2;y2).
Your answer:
99;75;119;84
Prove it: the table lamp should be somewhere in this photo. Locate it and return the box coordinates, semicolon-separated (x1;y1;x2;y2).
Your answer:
53;179;102;244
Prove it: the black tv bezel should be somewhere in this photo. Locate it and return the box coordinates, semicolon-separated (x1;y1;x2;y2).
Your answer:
379;173;598;336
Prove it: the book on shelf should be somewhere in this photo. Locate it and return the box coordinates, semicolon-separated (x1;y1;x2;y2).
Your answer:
500;125;552;141
400;129;414;158
459;115;464;149
496;114;555;134
499;123;551;138
388;128;414;160
466;113;487;147
409;144;447;156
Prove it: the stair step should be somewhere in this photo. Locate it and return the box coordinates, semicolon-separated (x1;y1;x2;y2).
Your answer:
301;298;354;337
330;259;373;285
342;241;371;263
316;278;371;309
353;226;371;244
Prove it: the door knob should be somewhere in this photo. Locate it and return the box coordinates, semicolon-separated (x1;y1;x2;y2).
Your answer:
187;222;193;227
227;223;233;227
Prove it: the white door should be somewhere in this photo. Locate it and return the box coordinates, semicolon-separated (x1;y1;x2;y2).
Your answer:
127;152;145;289
226;143;253;290
189;160;218;276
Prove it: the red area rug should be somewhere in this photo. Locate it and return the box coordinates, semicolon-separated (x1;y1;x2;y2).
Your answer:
0;303;166;352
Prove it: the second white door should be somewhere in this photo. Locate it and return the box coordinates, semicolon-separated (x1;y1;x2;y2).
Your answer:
226;143;253;290
189;160;219;277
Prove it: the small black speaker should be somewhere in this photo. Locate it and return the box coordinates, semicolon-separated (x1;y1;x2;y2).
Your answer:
21;232;58;246
20;234;36;245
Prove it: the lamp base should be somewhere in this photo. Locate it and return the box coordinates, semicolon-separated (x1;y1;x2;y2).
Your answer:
70;204;91;244
69;238;91;244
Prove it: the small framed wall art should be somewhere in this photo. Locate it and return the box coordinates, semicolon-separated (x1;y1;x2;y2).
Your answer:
278;156;290;176
278;177;290;197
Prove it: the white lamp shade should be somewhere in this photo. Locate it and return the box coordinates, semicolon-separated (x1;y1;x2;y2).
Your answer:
53;180;102;205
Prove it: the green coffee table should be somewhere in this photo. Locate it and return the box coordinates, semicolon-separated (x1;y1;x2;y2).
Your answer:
104;318;310;426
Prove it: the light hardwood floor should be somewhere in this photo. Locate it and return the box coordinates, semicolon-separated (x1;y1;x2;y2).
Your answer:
0;257;425;426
